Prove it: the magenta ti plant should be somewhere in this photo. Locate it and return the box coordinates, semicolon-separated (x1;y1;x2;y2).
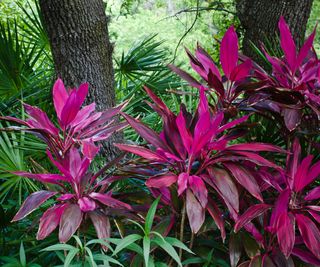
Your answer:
0;79;126;160
11;146;132;243
169;26;252;115
116;86;284;237
1;78;131;243
251;17;320;132
232;138;320;266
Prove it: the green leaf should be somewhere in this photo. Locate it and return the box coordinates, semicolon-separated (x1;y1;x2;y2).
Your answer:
164;237;194;254
86;239;114;251
93;254;123;266
112;234;142;255
64;248;79;267
152;237;182;267
145;197;160;235
72;235;83;250
143;236;150;267
182;257;205;265
84;247;97;267
41;244;75;252
19;242;26;267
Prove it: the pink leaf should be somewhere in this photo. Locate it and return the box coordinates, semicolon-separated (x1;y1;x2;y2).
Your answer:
302;160;320;190
122;113;168;151
270;189;290;230
37;204;67;240
60;91;81;128
278;16;297;72
292;248;320;266
186;189;205;233
53;79;68;120
294;155;313;192
59;204;82;243
226;143;286;153
146;173;177;188
89;192;132;210
195;45;221;80
12;191;57;221
168;64;202;88
81;141;99;160
208;167;239;212
13;171;68;184
276;212;295;258
296;213;320;259
189;175;208;208
305;186;320;201
176;109;193;154
114;143;166;162
207;199;226;242
296;26;316;68
78;197;97;212
24;104;59;136
177;172;189;196
75;83;89;107
230;59;252;82
89;211;111;250
234;204;271;232
220;26;239;79
224;163;263;202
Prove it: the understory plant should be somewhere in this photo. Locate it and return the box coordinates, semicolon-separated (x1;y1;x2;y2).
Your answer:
2;16;320;267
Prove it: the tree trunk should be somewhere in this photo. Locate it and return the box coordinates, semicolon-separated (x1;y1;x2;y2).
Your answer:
236;0;314;65
39;0;121;160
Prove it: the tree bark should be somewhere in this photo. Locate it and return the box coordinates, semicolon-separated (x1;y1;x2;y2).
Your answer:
236;0;314;65
39;0;121;160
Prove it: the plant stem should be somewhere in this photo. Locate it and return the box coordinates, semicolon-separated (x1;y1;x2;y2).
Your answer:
189;232;194;250
179;200;186;260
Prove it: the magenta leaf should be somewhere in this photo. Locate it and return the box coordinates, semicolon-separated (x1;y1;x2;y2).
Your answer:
270;189;290;230
12;191;57;221
115;143;166;162
224;163;263;202
37;204;67;240
122;113;168;151
220;26;238;79
89;211;111;242
276;212;295;258
278;16;297;72
59;204;82;243
296;25;316;69
230;59;252;82
207;199;226;242
292;248;320;266
295;213;320;259
53;78;68;120
305;186;320;201
78;197;97;212
177;172;189;196
208;167;239;213
89;192;132;210
186;189;205;233
13;171;68;184
146;173;177;188
189;175;208;208
168;64;202;88
176;109;193;153
81;141;99;160
234;204;271;232
293;155;313;192
24;104;59;136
